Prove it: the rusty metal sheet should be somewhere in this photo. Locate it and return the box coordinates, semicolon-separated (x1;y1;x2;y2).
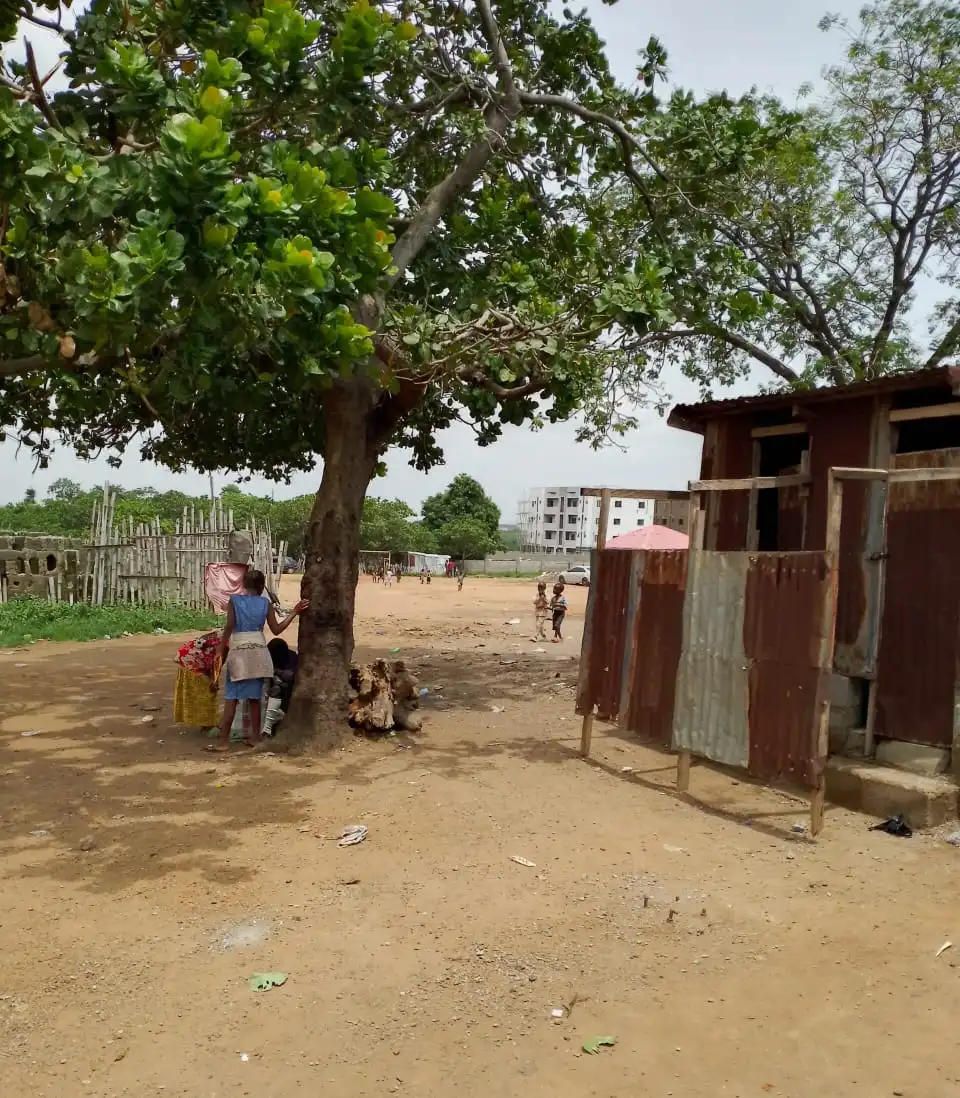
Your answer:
669;365;960;430
575;548;633;720
806;400;877;676
743;553;832;789
875;451;960;747
672;552;750;768
620;550;687;745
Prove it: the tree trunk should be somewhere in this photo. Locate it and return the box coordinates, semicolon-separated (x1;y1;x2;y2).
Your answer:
281;377;382;749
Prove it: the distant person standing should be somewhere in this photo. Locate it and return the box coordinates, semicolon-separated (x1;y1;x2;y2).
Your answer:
549;582;567;643
533;581;549;641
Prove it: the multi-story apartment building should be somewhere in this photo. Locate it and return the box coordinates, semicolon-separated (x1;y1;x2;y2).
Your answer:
517;486;654;554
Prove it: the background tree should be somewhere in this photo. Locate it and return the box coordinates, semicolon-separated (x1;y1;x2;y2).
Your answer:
421;474;501;547
0;0;679;744
599;0;960;391
360;496;436;554
434;515;499;561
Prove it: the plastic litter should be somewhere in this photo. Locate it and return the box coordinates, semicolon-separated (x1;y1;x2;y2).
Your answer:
936;940;953;958
418;687;429;697
338;824;368;847
20;730;41;737
510;855;536;868
945;831;960;846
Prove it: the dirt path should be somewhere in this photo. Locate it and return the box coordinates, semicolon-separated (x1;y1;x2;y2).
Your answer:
1;577;958;1097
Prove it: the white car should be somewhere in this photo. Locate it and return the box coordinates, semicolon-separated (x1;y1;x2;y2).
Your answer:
559;564;591;587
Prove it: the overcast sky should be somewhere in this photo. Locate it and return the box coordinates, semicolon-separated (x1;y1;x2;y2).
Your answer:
0;0;866;517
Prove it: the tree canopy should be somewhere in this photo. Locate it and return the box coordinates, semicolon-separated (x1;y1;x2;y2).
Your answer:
0;0;662;475
0;478;321;549
359;496;436;553
421;474;499;538
599;0;960;392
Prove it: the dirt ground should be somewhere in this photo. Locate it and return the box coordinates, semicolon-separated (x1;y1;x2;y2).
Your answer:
2;575;960;1098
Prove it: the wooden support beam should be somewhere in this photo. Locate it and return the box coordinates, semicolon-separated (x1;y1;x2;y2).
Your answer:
829;466;889;482
889;402;960;423
751;422;809;438
580;487;690;501
889;466;960;484
676;489;704;790
580;489;612;759
689;474;810;493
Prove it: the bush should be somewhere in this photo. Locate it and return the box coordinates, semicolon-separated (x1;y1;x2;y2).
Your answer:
0;600;220;648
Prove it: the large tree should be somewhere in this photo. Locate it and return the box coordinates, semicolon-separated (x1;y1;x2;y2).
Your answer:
0;0;669;743
600;0;960;391
421;474;500;542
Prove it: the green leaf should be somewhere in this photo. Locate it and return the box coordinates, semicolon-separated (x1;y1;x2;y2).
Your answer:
582;1036;617;1055
249;973;288;992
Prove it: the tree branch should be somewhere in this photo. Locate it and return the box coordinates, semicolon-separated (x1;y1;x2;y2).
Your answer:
0;351;101;378
926;313;960;370
24;40;61;131
713;329;799;382
387;0;521;285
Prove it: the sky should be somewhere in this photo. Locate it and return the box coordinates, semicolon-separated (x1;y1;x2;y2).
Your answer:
0;0;867;517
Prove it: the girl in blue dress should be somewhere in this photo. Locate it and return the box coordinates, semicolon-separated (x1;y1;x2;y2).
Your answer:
208;569;308;752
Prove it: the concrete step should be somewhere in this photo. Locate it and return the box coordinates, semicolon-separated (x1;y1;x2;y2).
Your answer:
826;756;958;830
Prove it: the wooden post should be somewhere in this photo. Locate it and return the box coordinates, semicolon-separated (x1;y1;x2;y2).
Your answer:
746;440;760;551
677;489;705;790
810;471;844;837
579;489;611;759
676;751;692;792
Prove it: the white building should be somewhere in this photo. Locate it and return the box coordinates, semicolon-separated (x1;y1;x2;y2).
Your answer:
517;486;653;554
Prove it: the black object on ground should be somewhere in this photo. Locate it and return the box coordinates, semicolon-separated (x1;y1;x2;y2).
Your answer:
869;814;913;837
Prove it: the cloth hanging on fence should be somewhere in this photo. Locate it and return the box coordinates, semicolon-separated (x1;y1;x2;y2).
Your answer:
204;562;248;613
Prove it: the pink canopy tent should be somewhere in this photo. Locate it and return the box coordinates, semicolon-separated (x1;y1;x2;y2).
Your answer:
606;524;689;550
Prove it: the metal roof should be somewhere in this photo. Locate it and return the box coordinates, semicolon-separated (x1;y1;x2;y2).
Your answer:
668;365;960;434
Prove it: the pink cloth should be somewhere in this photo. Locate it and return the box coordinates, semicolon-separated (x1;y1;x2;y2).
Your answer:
204;562;248;613
606;524;689;550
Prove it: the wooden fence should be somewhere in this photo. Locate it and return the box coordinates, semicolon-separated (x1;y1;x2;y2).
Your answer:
84;487;276;607
0;489;278;607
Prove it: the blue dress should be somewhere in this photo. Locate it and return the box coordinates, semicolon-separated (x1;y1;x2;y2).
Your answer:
225;594;270;701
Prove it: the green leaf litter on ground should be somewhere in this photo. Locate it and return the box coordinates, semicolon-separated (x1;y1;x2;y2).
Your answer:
582;1036;617;1055
249;973;288;992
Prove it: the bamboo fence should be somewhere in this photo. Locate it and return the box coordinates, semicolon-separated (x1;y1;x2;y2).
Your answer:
82;486;277;608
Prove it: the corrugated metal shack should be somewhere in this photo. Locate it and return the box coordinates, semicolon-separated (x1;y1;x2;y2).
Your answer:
668;365;960;771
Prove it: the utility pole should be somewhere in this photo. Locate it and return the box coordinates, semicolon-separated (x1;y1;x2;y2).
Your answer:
208;472;215;503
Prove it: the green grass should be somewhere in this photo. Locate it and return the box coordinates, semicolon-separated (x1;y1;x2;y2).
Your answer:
0;599;221;648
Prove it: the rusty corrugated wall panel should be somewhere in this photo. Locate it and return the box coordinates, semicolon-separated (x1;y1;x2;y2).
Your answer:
672;552;750;767
743;553;831;789
875;449;960;747
621;550;687;745
806;399;876;675
575;548;634;721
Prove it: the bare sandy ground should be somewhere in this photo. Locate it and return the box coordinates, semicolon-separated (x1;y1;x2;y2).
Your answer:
1;575;959;1097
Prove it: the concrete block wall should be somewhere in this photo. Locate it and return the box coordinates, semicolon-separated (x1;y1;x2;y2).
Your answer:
463;554;590;575
0;535;86;601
